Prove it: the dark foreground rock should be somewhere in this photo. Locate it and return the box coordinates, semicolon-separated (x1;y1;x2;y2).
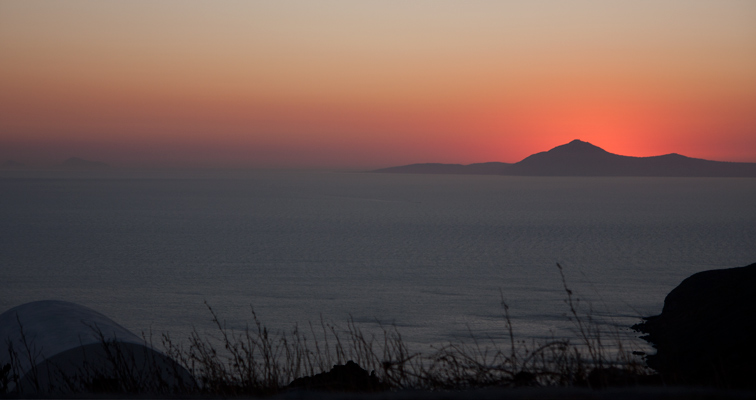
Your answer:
287;361;387;392
633;262;756;388
273;387;756;399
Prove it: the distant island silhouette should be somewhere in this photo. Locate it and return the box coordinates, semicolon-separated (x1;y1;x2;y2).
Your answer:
374;140;756;177
57;157;110;170
1;160;25;170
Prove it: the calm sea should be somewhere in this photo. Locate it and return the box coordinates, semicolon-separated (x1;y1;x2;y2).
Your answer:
2;171;755;352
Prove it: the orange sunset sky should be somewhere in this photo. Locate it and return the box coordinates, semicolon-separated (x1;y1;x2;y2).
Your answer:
1;1;755;169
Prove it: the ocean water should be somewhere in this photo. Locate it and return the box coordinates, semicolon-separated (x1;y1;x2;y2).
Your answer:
2;171;756;353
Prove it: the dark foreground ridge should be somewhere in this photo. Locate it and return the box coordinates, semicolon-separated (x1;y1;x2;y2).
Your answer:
633;262;756;388
374;139;756;177
287;360;388;392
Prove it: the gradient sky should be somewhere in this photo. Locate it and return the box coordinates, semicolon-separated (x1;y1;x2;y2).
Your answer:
1;1;755;168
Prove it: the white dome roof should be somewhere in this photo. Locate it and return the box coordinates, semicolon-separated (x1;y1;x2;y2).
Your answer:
0;300;194;394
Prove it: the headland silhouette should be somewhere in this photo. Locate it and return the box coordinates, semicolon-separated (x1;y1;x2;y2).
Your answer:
374;140;756;177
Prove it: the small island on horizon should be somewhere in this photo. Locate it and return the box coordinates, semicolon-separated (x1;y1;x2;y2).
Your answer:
57;157;111;170
374;140;756;177
1;157;111;171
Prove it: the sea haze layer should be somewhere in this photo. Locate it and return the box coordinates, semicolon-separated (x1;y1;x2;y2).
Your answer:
1;171;755;351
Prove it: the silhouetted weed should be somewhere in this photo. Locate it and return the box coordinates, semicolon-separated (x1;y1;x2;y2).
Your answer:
3;264;653;396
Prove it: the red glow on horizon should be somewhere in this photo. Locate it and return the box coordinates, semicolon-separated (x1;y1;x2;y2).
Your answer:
2;91;756;168
1;2;755;168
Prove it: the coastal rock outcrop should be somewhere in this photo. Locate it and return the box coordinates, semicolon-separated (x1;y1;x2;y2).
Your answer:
633;263;756;388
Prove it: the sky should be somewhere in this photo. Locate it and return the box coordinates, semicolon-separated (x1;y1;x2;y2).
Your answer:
1;1;755;169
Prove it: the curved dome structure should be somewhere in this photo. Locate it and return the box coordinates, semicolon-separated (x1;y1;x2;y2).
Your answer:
0;300;194;394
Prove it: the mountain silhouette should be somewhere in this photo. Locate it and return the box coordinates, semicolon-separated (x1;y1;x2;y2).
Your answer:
374;140;756;177
57;157;110;170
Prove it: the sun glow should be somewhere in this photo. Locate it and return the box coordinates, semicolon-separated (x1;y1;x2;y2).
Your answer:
1;1;755;167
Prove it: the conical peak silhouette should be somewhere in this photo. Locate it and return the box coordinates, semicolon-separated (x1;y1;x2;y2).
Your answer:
547;139;609;155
